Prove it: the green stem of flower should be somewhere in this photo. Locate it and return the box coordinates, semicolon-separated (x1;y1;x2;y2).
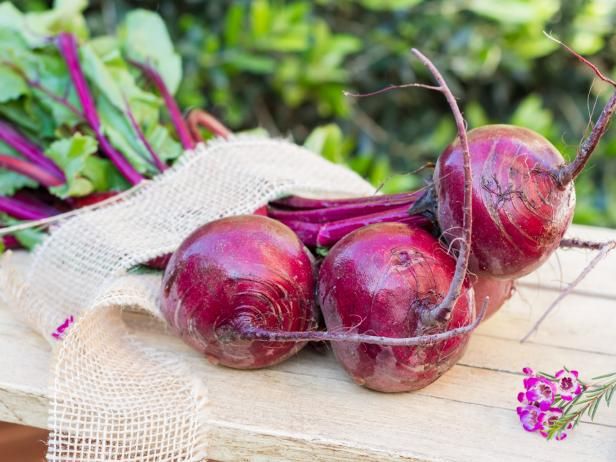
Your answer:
547;375;616;440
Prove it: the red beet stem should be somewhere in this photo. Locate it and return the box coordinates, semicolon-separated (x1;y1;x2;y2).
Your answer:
129;60;194;150
1;234;20;249
273;219;321;247
541;34;616;186
57;33;143;185
0;154;65;187
0;121;65;182
187;109;232;141
270;190;420;210
316;207;432;247
278;206;433;248
267;191;422;224
124;98;167;172
560;238;607;250
345;51;474;324
0;195;58;221
386;49;474;325
557;91;616;186
230;299;486;346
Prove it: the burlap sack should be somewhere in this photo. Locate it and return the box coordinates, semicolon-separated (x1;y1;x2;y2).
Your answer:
0;137;374;461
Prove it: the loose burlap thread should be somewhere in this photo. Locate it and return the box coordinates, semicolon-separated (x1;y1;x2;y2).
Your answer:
0;137;374;461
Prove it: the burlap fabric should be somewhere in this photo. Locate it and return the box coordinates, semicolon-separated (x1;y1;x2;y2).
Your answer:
0;137;374;461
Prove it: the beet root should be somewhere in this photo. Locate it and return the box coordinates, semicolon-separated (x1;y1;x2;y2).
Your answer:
160;215;317;369
318;222;475;392
435;125;575;279
472;274;514;320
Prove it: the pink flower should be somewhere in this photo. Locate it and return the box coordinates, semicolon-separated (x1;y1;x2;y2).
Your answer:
51;315;74;340
524;376;557;410
517;404;545;432
555;369;583;401
517;366;584;441
539;407;563;438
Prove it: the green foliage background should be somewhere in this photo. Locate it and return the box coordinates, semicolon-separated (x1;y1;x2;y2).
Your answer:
15;0;616;227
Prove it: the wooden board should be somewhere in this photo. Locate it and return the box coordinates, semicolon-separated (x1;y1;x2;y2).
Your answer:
0;223;615;461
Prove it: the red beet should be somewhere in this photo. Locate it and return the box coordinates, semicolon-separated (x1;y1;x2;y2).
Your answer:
472;274;514;320
318;222;475;392
160;215;317;369
435;125;576;279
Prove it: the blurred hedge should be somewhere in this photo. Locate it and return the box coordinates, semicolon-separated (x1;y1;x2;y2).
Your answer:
15;0;616;226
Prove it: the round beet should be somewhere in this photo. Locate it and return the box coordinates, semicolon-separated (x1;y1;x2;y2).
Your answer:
318;222;475;393
161;215;317;369
435;125;576;279
472;275;514;320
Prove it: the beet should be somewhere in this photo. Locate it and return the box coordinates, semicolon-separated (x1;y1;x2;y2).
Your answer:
435;125;576;279
318;222;475;392
472;274;514;320
160;215;317;369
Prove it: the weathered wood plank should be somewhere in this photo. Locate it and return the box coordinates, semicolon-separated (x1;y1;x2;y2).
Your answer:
0;223;615;460
523;224;616;298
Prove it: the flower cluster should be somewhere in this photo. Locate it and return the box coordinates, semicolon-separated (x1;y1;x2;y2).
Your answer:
516;367;583;440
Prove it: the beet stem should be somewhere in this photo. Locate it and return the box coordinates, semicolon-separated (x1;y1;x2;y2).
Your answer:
560;238;608;250
0;182;146;237
123;97;167;172
270;190;420;210
235;297;487;346
1;61;83;117
2;234;20;249
129;60;195;150
558;91;616;186
544;32;616;87
278;206;432;248
0;154;65;187
0;121;65;182
344;50;473;324
409;48;474;325
521;240;616;342
57;32;143;185
267;191;421;224
543;33;616;186
315;207;431;248
187;109;232;141
0;195;57;221
274;219;321;247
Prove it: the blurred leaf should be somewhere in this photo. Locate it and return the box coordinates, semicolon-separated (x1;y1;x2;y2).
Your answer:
82;156;129;192
380;174;422;194
223;49;276;74
97;96;157;175
251;0;270;39
369;156;391;187
224;3;244;47
304;124;345;163
46;133;98;198
466;0;559;25
466;101;490;129
360;0;422;10
0;65;28;103
81;41;160;121
509;94;553;137
120;9;182;94
24;0;89;41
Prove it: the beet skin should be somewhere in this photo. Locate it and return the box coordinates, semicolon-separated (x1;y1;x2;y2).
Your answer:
472;274;514;320
435;125;575;279
161;215;317;369
318;222;475;392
